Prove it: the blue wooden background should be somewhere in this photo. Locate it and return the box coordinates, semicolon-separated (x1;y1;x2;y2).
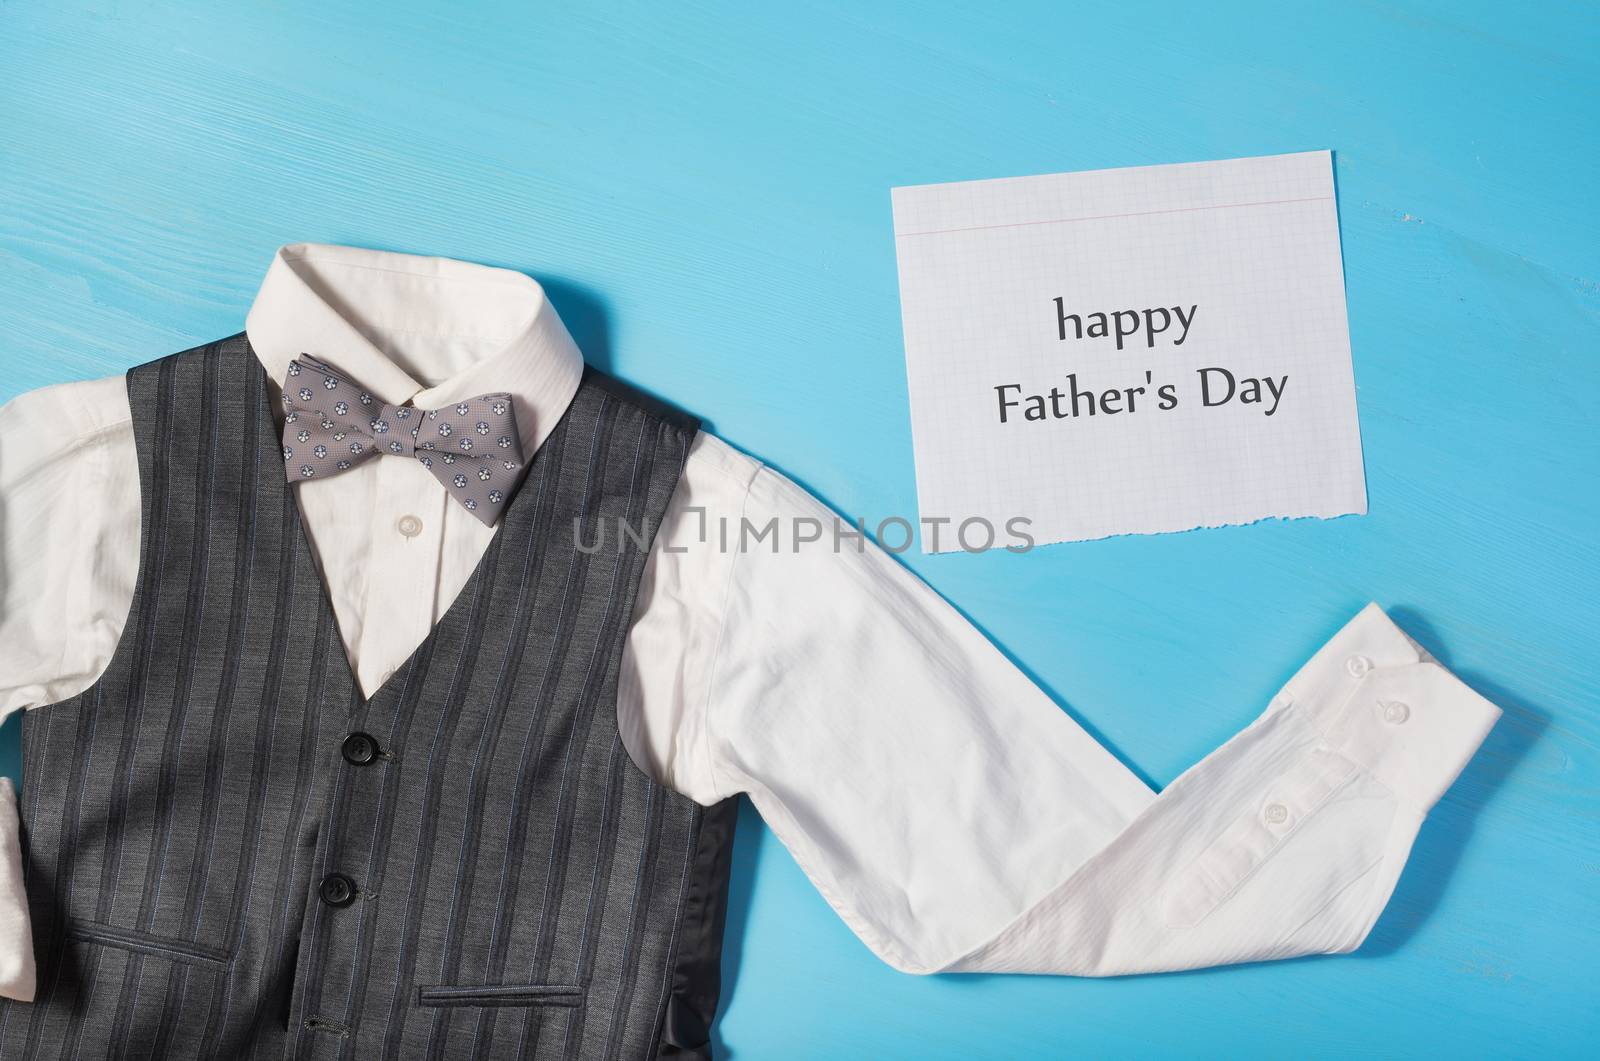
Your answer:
2;1;1595;1056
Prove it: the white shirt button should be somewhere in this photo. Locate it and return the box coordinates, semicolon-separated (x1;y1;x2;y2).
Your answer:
397;514;423;538
1263;803;1289;825
1382;700;1411;725
1345;654;1372;678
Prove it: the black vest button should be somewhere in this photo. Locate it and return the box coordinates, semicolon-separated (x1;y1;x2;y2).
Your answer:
319;873;357;907
341;732;379;765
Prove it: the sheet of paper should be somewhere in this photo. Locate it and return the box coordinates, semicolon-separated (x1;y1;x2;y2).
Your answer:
891;150;1366;552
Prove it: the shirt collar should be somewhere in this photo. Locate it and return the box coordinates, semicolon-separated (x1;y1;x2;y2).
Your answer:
244;242;584;456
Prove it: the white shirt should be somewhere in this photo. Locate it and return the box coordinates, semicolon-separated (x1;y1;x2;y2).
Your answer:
0;243;1501;1002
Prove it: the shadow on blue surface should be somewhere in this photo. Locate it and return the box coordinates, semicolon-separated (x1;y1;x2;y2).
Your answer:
0;712;20;792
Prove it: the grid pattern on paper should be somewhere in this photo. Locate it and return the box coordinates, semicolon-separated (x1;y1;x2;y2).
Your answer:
890;151;1366;552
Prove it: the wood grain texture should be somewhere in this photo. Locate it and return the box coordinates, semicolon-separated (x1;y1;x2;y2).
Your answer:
1;0;1595;1056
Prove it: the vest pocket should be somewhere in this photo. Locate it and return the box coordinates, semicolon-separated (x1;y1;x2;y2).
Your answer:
415;984;584;1009
65;919;232;967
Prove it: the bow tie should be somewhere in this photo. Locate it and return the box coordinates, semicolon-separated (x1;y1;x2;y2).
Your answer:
280;354;525;526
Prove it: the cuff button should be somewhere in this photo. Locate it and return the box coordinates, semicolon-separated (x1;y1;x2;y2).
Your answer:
1382;700;1411;725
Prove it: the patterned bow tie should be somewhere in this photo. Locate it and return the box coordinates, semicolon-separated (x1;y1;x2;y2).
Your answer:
280;354;525;526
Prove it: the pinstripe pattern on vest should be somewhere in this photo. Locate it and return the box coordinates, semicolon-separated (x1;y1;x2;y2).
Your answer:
0;336;738;1059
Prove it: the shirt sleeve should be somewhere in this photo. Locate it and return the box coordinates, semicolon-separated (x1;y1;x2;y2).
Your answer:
696;463;1500;975
0;376;141;720
0;374;141;1000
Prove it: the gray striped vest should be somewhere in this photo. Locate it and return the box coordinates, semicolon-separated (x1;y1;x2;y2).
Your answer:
0;336;737;1059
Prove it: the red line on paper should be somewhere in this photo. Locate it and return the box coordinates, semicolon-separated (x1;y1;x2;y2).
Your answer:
893;195;1333;238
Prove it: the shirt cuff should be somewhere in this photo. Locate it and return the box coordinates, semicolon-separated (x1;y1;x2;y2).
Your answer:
1274;603;1501;812
0;778;36;1002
